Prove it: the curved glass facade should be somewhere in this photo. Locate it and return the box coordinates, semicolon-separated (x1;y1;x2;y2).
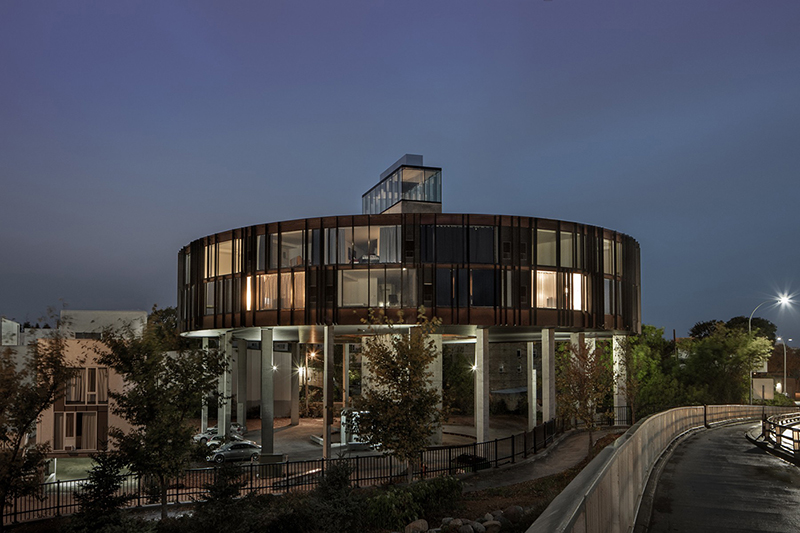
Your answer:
178;213;641;335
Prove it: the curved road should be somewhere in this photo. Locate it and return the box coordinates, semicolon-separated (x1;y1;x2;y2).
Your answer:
647;422;800;532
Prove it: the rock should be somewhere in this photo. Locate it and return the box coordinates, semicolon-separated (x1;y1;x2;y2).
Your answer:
450;519;463;527
457;525;474;533
472;522;486;533
442;518;454;526
491;510;503;519
497;515;512;528
405;518;429;532
503;505;524;523
483;513;494;522
482;521;502;533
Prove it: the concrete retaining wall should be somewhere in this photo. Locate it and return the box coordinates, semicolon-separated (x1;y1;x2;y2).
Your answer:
528;405;794;533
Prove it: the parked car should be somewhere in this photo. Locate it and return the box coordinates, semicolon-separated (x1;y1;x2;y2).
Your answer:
206;441;261;463
193;423;246;445
205;433;253;449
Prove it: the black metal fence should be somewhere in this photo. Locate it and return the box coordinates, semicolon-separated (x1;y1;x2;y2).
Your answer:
4;418;565;526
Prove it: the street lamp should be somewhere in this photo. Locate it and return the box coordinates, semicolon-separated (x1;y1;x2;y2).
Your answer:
749;296;791;334
748;296;792;403
777;337;792;398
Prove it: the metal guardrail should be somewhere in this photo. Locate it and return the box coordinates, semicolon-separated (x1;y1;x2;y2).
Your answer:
761;412;800;463
4;418;565;526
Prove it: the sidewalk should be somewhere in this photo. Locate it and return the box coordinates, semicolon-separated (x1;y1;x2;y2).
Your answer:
460;428;617;493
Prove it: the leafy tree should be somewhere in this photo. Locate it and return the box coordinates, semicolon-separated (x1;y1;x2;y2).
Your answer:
689;320;723;339
351;307;444;483
725;316;777;342
679;325;772;405
556;341;613;452
442;345;473;416
96;306;227;519
617;325;681;422
0;328;76;532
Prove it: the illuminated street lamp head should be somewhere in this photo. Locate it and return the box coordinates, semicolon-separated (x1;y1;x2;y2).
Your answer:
471;363;478;372
779;295;791;306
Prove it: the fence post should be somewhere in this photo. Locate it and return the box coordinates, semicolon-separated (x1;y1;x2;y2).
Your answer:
494;439;498;468
56;480;61;516
523;431;528;459
703;405;708;428
448;446;452;474
13;490;18;524
512;435;516;464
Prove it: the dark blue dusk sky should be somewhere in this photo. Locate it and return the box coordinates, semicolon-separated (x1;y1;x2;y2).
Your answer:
2;1;799;343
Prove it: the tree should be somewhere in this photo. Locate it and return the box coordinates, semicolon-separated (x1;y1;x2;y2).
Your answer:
689;320;723;339
556;341;613;452
96;305;227;519
351;307;444;483
617;325;680;422
0;329;75;532
725;316;777;342
70;451;132;532
680;325;772;405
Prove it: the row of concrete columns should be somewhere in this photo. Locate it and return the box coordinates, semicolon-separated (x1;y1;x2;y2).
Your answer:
206;327;627;458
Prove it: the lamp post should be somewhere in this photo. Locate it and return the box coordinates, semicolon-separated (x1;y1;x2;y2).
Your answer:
748;296;791;404
777;337;792;397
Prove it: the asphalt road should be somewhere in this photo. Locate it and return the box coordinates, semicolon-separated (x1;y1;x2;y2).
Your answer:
647;422;800;533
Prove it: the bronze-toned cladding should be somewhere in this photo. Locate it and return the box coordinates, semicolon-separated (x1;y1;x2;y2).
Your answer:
178;213;641;334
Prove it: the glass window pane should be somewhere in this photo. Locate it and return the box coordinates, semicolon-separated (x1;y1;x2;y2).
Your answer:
257;235;266;271
469;226;495;264
257;274;278;310
205;282;215;315
294;271;305;309
535;271;557;309
616;241;623;276
269;235;279;270
98;368;108;403
537;229;557;266
368;268;382;308
403;268;418;308
308;229;321;266
571;273;584;311
457;268;469;307
560;232;573;268
383;269;402;308
205;244;216;278
437;226;464;263
280;272;293;308
436;269;452;307
325;228;337;265
338;227;353;265
604;278;613;314
421;225;435;262
375;225;401;263
603;239;614;275
339;270;369;307
471;269;495;307
353;226;370;264
281;231;304;268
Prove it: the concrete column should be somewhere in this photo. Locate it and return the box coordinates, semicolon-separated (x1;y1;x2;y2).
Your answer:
290;342;300;426
431;334;443;445
236;338;247;425
570;332;585;350
342;344;350;408
527;342;537;431
201;338;209;432
219;332;233;438
613;335;626;425
475;328;490;443
322;326;335;459
260;328;274;455
542;328;556;423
